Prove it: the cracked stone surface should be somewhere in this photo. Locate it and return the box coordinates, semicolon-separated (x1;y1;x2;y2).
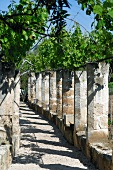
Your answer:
9;102;99;170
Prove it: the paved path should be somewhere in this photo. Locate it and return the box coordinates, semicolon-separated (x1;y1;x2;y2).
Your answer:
9;103;98;170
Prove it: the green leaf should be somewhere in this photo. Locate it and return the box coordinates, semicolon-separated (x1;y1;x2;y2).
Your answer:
108;9;113;18
93;5;103;15
11;31;15;37
4;38;8;43
22;30;27;36
97;20;105;28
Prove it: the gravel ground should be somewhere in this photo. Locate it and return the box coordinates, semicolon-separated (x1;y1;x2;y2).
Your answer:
9;103;98;170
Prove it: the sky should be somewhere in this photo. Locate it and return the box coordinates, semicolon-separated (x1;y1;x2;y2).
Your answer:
67;1;94;32
0;0;94;32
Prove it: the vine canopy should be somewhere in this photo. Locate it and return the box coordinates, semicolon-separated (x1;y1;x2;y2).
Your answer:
0;0;71;63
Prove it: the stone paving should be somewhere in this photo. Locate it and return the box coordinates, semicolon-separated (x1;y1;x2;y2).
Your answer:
9;102;98;170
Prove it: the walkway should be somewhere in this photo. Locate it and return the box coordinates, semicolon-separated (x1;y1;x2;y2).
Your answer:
9;103;98;170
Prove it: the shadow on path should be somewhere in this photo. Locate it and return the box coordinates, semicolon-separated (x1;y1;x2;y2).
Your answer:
40;164;88;170
12;103;98;170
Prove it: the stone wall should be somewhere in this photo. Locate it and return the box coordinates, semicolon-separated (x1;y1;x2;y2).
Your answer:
0;62;20;169
28;62;113;170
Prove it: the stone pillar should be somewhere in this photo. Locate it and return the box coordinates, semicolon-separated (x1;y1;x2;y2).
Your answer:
35;73;39;101
30;72;36;104
0;62;16;169
73;70;87;147
56;69;63;118
34;73;42;113
45;72;49;112
62;70;74;126
34;73;39;111
38;73;43;108
74;70;87;132
12;71;20;156
49;71;57;115
87;62;109;144
42;72;49;115
0;62;15;146
28;76;31;103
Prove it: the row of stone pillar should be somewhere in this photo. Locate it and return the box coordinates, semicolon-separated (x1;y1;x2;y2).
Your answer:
0;62;20;169
28;62;109;147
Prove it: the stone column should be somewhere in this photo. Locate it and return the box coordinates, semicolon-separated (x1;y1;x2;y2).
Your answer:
73;70;87;147
49;71;57;115
56;69;63;118
0;62;15;146
38;73;42;113
0;62;16;169
34;73;39;111
62;70;74;126
42;72;45;112
74;70;87;132
34;73;42;113
30;72;36;104
45;72;49;112
35;73;39;101
12;71;20;156
87;62;109;144
42;72;49;115
28;75;31;103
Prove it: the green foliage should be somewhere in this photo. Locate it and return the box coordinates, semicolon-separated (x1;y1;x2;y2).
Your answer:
0;0;72;65
21;74;28;90
108;119;113;126
0;0;48;63
77;0;113;31
30;26;89;70
25;25;113;71
109;82;113;88
1;0;113;72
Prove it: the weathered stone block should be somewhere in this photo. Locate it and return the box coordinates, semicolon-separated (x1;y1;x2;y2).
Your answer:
74;70;87;132
12;135;20;156
87;62;109;144
0;115;12;127
12;113;19;125
64;114;74;126
0;127;7;145
62;70;74;117
0;145;12;170
12;124;20;135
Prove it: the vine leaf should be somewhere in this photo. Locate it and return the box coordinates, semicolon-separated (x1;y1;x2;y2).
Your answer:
108;9;113;18
93;5;103;15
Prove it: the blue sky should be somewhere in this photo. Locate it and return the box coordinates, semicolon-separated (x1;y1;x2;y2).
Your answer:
0;0;94;32
67;0;94;32
0;0;19;11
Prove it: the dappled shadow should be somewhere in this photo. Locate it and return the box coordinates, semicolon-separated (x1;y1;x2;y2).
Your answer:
13;152;44;164
12;103;98;170
21;126;55;135
40;164;87;170
20;119;48;126
24;116;43;119
31;147;89;164
87;70;104;106
0;80;14;106
20;108;33;112
22;138;69;148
